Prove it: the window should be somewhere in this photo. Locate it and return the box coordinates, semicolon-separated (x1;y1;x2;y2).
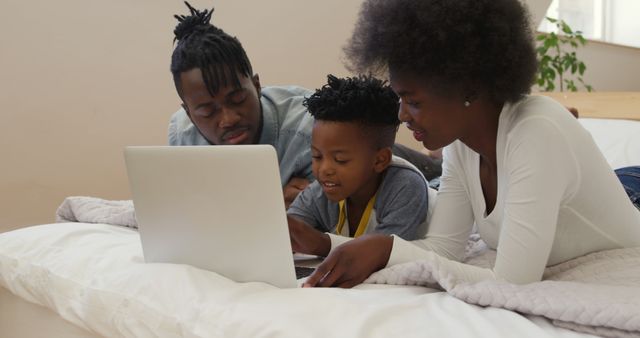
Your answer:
538;0;640;49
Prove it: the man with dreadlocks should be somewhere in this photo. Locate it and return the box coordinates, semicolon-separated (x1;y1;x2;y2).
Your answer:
169;2;314;208
167;2;442;208
286;75;434;259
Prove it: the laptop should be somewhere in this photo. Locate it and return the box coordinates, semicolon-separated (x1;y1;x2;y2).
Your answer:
124;145;313;288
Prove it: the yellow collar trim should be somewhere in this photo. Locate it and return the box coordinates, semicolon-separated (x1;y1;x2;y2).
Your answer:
336;194;377;238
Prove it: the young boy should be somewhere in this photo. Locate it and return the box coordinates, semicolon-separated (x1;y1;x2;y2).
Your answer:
287;75;434;257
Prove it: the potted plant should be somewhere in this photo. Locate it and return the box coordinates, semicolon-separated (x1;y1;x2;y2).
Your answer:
535;17;594;92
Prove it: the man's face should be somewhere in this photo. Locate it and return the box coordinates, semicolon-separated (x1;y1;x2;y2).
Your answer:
180;68;262;145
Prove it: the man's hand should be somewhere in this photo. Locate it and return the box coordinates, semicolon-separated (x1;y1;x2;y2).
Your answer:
302;234;393;288
283;177;310;209
566;106;579;118
287;215;330;256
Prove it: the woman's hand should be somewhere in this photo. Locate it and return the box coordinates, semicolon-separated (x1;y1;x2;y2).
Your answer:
287;215;330;256
303;234;393;288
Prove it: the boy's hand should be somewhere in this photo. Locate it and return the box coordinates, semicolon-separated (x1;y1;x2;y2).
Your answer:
302;234;393;288
287;215;330;256
283;177;310;209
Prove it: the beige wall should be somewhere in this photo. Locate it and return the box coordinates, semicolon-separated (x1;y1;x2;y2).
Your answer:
1;0;639;231
0;0;363;231
580;41;640;91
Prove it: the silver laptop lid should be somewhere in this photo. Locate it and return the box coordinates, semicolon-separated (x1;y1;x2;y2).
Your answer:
124;145;297;288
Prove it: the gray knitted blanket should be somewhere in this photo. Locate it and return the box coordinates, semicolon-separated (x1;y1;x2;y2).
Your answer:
56;196;137;229
366;246;640;338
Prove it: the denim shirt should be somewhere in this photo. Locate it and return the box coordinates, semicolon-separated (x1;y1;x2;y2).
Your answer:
168;86;315;186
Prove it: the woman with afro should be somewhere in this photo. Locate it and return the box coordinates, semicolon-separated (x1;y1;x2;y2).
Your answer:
302;0;640;288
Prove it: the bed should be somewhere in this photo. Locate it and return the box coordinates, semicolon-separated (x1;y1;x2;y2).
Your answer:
1;93;639;338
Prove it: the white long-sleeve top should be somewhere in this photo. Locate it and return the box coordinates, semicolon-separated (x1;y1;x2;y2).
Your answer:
330;95;640;285
389;95;640;284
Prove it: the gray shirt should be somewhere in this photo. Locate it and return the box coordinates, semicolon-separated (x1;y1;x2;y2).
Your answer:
168;85;315;186
287;157;429;240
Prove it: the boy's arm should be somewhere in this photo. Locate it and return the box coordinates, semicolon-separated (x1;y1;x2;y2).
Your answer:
287;215;330;256
287;181;335;255
286;181;327;230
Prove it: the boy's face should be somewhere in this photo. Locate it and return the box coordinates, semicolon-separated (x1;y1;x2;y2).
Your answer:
179;68;262;145
311;121;387;204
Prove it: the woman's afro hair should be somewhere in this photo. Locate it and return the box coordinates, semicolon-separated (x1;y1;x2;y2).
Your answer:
344;0;538;103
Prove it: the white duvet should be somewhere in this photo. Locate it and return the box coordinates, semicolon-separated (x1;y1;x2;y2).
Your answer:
0;223;593;338
3;117;639;338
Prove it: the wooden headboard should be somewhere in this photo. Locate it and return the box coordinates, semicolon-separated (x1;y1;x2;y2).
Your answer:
537;92;640;121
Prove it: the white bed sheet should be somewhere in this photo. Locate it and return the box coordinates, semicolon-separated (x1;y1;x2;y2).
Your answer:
0;223;595;338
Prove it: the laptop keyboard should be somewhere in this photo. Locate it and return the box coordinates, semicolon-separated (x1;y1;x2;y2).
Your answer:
295;266;316;279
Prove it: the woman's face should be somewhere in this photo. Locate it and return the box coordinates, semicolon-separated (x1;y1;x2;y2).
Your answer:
390;74;471;151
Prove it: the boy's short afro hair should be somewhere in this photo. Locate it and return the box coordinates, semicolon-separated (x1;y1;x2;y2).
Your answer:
305;74;399;125
304;74;400;148
344;0;537;103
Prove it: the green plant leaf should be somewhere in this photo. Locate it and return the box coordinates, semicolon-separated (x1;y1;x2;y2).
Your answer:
578;36;587;45
544;39;553;49
546;68;556;80
536;17;592;92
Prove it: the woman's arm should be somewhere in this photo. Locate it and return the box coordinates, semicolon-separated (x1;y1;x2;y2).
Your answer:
388;143;476;263
306;116;577;287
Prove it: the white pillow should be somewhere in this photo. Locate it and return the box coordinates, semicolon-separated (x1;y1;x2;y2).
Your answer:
579;118;640;169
